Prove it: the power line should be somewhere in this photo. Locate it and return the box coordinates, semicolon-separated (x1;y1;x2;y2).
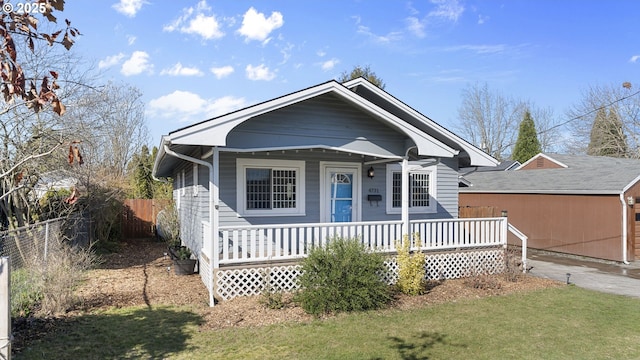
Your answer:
539;88;640;135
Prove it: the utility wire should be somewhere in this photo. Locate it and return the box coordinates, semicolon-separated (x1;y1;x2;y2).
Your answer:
538;88;640;135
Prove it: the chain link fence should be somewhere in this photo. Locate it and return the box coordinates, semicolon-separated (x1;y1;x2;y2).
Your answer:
0;214;91;272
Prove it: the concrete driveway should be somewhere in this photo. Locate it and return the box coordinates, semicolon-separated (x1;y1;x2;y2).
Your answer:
526;252;640;298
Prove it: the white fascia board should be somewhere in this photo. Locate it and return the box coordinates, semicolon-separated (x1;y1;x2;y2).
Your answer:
622;174;640;194
516;153;568;170
344;79;497;166
152;136;170;178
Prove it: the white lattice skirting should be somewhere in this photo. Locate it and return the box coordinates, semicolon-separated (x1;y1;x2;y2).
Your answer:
214;248;505;301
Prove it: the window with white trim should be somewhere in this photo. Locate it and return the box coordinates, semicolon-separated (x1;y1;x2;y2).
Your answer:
237;159;305;216
386;163;436;214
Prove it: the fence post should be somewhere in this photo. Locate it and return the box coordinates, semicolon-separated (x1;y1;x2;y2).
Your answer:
0;257;11;359
44;221;50;262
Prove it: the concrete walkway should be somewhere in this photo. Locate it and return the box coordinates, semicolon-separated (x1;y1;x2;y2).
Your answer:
526;252;640;298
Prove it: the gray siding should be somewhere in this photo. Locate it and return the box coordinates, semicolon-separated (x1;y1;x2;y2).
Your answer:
226;93;408;158
435;157;459;218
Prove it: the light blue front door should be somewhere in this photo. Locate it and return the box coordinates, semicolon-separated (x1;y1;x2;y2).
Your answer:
330;172;353;222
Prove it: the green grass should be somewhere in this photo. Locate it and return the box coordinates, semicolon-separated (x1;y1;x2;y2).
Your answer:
16;286;640;359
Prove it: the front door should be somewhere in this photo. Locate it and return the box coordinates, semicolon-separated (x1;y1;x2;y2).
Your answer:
321;164;360;223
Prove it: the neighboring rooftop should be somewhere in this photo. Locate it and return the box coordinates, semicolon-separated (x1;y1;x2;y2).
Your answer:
460;153;640;195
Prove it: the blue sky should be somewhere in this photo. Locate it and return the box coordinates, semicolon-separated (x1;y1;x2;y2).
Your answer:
58;0;640;147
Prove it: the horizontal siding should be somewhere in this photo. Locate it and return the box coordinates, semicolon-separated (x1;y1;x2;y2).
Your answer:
435;157;459;219
226;93;407;157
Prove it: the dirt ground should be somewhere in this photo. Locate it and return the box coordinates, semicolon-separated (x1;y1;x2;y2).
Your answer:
74;238;561;327
13;237;562;352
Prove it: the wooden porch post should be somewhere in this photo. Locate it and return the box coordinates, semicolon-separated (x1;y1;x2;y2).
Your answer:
401;157;410;237
210;146;220;307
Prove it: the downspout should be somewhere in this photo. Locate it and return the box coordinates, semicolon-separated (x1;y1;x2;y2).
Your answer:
163;144;218;306
619;193;630;264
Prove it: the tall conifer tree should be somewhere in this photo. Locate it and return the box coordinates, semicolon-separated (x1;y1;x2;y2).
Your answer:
512;110;542;163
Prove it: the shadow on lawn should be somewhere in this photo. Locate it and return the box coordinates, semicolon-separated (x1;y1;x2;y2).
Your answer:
371;331;463;360
15;306;203;359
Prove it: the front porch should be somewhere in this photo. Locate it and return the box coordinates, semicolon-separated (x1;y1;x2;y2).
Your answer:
198;217;526;301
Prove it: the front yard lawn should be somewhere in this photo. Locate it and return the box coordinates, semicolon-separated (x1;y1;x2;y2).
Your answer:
16;286;640;359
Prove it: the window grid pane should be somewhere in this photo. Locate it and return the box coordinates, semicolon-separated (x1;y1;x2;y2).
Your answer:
246;168;271;209
392;172;402;207
410;173;430;207
272;169;296;209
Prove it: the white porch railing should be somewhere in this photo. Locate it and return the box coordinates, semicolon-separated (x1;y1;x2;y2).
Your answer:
215;217;508;265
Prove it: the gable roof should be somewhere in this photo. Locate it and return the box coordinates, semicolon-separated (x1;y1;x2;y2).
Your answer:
155;79;498;177
342;78;497;168
460;153;640;195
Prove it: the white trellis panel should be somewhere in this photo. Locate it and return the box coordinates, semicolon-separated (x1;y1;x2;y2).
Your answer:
213;248;505;301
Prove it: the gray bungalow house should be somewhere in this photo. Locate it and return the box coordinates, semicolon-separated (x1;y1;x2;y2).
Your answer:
153;78;508;306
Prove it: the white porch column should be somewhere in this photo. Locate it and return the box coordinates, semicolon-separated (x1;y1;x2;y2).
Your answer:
210;146;220;307
401;157;410;237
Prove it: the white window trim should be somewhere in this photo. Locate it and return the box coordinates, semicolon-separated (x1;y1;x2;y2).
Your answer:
385;163;437;214
236;158;306;217
192;163;199;196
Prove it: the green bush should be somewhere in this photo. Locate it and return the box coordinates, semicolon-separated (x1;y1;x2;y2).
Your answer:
294;236;391;315
395;233;427;295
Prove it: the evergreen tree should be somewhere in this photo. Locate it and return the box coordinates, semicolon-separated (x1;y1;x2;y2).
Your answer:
588;106;628;157
130;145;154;199
338;65;385;89
512;110;542;163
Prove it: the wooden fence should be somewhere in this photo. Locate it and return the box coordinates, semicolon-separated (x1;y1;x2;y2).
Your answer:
459;206;501;218
121;199;170;239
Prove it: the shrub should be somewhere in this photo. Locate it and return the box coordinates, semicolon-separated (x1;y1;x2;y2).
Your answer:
395;233;427;295
259;270;285;310
35;241;98;315
294;237;391;315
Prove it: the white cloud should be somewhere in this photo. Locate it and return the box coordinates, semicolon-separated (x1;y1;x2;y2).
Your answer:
127;35;137;45
183;13;224;40
245;64;276;81
121;51;153;76
98;53;125;69
163;0;224;40
443;44;506;54
478;14;489;25
147;90;246;123
630;55;640;63
112;0;145;17
237;7;284;43
357;25;402;44
160;63;204;76
428;0;464;22
320;58;339;71
406;17;426;38
208;96;248;117
211;65;234;79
